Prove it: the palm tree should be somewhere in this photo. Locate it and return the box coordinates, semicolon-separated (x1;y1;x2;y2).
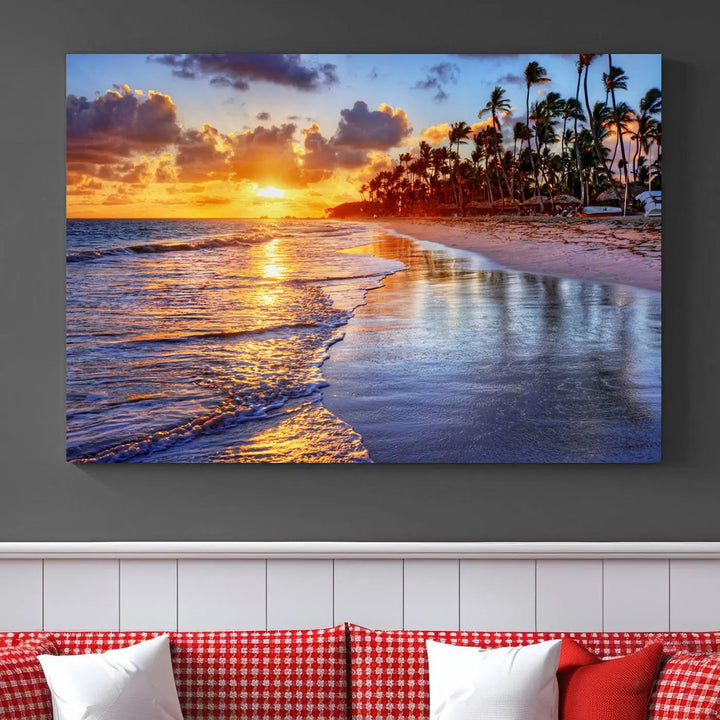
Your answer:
479;86;514;205
561;98;585;189
602;65;628;105
474;130;494;202
524;62;551;208
634;88;662;187
573;57;586;203
608;101;634;169
512;122;531;198
448;121;473;213
606;56;630;213
580;53;620;205
449;121;472;155
648;120;662;190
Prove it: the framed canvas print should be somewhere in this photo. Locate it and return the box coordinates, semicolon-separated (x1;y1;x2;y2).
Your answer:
66;53;661;463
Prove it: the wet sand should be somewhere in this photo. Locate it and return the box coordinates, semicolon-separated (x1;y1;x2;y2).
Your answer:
322;231;661;463
377;216;661;292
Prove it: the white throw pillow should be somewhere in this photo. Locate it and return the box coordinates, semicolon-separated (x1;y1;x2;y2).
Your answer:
426;638;562;720
38;634;184;720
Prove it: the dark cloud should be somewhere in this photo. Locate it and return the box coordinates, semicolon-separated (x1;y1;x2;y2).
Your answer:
302;123;368;181
66;89;180;164
175;124;230;183
149;54;338;92
412;62;459;102
256;111;271;121
155;158;177;183
334;101;412;149
497;73;525;85
96;158;152;184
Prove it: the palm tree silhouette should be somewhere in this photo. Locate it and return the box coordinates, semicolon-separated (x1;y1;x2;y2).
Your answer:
580;54;620;205
448;121;473;212
606;57;631;214
524;62;551;208
332;55;662;219
479;86;514;206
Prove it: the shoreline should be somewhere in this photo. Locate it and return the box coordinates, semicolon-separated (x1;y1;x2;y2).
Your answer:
372;216;661;292
322;229;661;462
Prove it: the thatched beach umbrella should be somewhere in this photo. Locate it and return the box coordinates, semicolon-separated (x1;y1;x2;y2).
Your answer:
552;194;581;206
524;195;551;206
595;189;622;204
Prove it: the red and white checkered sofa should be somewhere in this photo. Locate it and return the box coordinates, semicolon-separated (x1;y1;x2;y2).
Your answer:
3;624;720;720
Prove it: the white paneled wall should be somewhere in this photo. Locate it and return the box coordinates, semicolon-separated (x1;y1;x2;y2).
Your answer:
460;559;535;630
1;546;720;632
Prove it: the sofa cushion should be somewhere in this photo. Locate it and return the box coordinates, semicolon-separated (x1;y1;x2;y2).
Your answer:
0;634;60;720
557;638;663;720
1;626;348;720
647;652;720;720
347;626;720;720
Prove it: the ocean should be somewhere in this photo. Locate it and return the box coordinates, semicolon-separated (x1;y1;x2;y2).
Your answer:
66;219;402;462
66;219;661;463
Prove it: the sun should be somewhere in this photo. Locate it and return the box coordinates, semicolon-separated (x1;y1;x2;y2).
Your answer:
255;186;286;199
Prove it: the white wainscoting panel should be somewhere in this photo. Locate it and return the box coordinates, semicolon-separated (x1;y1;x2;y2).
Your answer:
0;560;43;631
177;559;265;631
670;559;720;631
460;560;536;631
536;559;603;631
120;560;177;631
266;559;333;629
43;560;120;631
1;545;719;634
334;559;403;629
403;560;459;630
603;560;669;631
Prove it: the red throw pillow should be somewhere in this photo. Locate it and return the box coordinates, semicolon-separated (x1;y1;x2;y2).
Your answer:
558;637;663;720
0;635;60;720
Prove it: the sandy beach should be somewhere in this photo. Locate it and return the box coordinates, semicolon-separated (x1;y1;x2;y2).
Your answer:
376;216;661;292
323;228;661;462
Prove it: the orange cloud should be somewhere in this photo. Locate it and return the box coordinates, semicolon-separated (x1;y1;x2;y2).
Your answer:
419;118;495;146
66;92;418;218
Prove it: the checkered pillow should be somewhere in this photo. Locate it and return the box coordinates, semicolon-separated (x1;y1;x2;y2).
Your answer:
1;627;349;720
0;634;60;720
348;626;655;720
648;652;720;720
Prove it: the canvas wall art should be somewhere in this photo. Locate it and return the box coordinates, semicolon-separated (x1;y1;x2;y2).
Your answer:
66;53;661;463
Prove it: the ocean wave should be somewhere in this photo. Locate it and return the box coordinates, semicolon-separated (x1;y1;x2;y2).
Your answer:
66;230;274;263
84;320;345;348
70;379;332;463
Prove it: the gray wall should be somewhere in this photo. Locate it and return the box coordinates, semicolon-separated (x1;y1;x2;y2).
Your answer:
0;0;717;541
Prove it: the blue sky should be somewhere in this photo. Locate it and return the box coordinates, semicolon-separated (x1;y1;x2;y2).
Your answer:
66;53;661;138
65;53;661;218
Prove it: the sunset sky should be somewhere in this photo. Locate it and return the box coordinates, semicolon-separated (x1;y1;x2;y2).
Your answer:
66;53;661;218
